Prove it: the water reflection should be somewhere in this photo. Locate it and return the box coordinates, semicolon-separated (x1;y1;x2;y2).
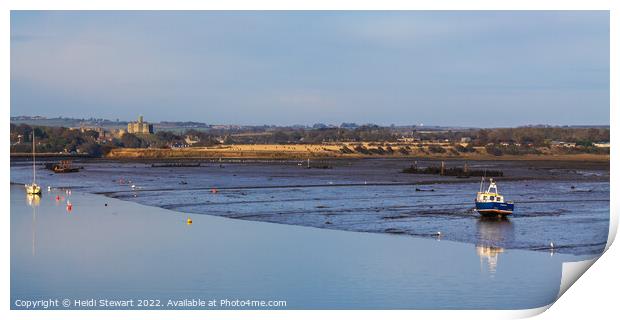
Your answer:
476;217;514;275
26;193;40;256
26;193;40;207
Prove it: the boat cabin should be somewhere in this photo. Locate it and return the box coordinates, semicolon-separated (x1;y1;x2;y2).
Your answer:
476;193;504;203
476;179;505;203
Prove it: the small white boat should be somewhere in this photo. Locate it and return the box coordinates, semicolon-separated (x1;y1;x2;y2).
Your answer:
25;132;42;195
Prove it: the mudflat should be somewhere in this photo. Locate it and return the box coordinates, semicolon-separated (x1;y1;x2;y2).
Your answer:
10;158;610;256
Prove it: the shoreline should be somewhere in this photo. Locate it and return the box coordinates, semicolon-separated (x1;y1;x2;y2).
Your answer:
10;153;611;162
104;146;609;162
9;175;607;259
9;158;609;256
10;154;610;172
11;143;610;162
10;178;607;258
104;145;610;162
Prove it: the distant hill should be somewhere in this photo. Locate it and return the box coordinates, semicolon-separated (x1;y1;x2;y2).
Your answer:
10;115;609;131
10;116;207;131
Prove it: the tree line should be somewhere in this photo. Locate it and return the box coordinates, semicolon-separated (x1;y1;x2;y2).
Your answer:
10;123;609;157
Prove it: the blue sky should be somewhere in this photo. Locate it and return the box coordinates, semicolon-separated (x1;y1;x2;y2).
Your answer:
10;11;609;126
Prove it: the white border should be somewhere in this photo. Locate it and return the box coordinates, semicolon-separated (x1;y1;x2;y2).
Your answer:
2;1;617;319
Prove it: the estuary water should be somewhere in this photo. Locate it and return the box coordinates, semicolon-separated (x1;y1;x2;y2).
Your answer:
10;159;610;255
11;185;591;309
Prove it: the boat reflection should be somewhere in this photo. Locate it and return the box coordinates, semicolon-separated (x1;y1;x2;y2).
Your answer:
476;246;504;274
475;217;514;275
26;194;40;256
26;193;40;207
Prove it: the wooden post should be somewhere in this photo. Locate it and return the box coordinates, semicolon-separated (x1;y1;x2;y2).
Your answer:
440;161;445;175
464;162;469;174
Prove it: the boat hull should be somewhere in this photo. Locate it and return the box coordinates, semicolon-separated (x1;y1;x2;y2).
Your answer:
53;167;80;173
25;184;42;195
475;201;514;216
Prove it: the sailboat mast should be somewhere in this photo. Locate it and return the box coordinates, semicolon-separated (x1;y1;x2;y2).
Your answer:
32;131;36;183
479;169;487;193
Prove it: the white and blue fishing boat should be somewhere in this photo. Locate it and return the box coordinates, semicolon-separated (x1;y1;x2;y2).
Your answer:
475;178;514;216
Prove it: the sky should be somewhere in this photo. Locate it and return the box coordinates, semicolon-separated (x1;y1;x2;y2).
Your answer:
10;11;610;127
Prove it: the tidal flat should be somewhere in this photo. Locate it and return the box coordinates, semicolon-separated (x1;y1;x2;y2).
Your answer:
11;158;610;256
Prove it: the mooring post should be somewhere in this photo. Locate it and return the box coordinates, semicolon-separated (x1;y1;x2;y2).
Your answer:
440;161;445;175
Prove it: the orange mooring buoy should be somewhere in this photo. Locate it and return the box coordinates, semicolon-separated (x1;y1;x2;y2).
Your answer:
186;217;193;224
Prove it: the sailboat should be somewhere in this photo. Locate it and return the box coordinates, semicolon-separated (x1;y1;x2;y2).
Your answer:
25;132;42;195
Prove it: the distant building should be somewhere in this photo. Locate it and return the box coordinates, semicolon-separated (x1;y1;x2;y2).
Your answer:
127;115;154;134
397;137;417;143
185;135;199;145
550;141;576;148
115;129;127;138
79;126;113;142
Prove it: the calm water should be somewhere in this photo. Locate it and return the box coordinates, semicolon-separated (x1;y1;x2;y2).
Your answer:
11;185;590;309
11;159;610;255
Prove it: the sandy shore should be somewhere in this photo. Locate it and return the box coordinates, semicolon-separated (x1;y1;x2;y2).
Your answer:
104;144;609;162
